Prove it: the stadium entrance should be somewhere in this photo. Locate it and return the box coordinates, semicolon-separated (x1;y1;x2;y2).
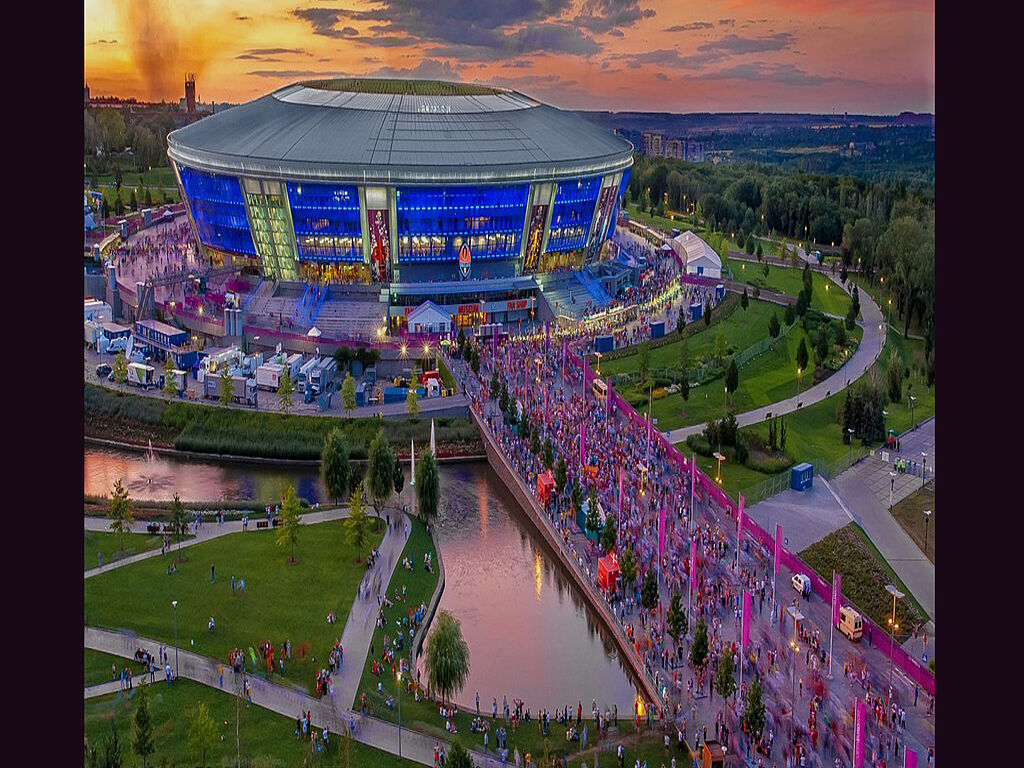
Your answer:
298;262;370;284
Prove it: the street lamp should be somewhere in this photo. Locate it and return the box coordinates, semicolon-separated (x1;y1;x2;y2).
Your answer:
396;670;403;757
400;343;408;359
923;510;932;556
909;395;917;428
713;451;725;485
921;451;928;487
796;367;802;396
172;599;179;678
889;471;896;510
885;584;904;703
887;298;892;328
846;428;854;466
788;600;803;738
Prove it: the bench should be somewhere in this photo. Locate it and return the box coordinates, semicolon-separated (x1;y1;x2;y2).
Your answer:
146;523;161;534
256;520;269;529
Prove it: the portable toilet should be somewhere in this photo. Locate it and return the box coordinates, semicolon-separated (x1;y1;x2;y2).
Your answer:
689;301;703;322
790;462;813;491
714;284;725;302
594;335;614;354
649;320;666;339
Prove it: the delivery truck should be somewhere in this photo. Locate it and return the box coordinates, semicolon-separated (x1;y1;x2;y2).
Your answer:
204;374;257;406
256;362;285;391
296;356;320;393
310;358;338;395
126;362;156;389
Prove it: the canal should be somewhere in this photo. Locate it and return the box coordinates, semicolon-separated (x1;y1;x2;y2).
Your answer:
85;445;637;709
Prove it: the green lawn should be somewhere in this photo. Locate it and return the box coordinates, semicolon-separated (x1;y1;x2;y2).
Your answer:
85;648;132;687
601;300;779;379
85;519;384;694
85;529;167;571
84;669;419;768
727;259;851;316
890;482;935;564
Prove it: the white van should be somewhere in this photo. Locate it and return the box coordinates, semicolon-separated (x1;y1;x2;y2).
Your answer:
838;606;863;641
792;573;811;598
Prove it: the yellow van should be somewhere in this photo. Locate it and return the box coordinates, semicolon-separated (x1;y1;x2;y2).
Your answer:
592;379;608;400
838;606;863;641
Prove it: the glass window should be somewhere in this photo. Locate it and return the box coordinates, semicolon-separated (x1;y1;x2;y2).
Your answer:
286;182;364;263
178;166;256;256
545;176;602;254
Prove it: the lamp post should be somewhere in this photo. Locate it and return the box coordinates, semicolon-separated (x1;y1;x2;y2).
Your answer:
172;599;179;679
885;584;904;703
796;367;802;396
396;670;403;757
921;451;928;487
889;471;896;511
923;510;932;556
713;451;725;486
788;600;802;739
909;395;916;428
846;428;854;467
887;298;892;329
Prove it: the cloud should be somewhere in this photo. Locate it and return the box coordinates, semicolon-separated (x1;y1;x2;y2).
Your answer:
234;12;251;21
607;29;624;37
665;22;712;32
246;69;349;79
686;62;865;87
699;32;795;56
655;72;669;81
236;48;311;61
367;58;460;81
718;18;735;27
90;39;118;45
573;0;656;34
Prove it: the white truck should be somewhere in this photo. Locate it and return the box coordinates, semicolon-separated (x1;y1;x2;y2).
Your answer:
84;320;101;348
198;346;243;382
256;362;285;391
204;374;258;406
126;362;156;389
296;356;320;394
310;358;338;395
284;353;304;381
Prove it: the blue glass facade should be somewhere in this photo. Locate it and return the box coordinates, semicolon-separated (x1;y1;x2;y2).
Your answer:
607;168;631;240
286;182;363;263
395;185;529;263
545;176;601;254
177;166;256;256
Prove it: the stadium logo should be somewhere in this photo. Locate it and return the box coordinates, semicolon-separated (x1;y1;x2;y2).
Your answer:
459;242;472;279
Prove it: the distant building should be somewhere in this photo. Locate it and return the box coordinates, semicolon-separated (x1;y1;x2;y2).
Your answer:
84;84;90;106
671;230;721;279
650;132;664;157
664;138;683;159
185;73;196;114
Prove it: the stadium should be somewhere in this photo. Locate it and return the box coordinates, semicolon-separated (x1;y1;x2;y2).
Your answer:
162;78;633;337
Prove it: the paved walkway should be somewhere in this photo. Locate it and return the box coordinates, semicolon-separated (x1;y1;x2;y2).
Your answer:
84;626;502;768
745;480;852;553
855;418;935;510
666;247;886;442
85;673;152;699
85;506;352;579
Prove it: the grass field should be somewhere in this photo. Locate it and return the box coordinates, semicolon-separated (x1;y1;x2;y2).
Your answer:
85;529;167;571
726;258;852;316
85;519;384;693
890;482;935;564
85;648;131;687
84;663;419;768
799;523;926;641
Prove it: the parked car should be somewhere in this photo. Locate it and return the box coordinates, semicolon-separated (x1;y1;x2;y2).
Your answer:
792;573;811;598
96;363;112;378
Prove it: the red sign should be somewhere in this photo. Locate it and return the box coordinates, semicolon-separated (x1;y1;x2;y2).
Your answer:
523;203;548;271
458;242;472;279
367;209;391;283
506;299;528;311
458;304;479;314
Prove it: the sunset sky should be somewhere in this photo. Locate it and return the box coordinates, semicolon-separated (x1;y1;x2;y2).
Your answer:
84;0;934;114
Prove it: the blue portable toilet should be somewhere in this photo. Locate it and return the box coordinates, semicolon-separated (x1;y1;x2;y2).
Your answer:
690;301;703;321
649;320;666;339
595;335;615;354
790;462;813;491
715;284;725;302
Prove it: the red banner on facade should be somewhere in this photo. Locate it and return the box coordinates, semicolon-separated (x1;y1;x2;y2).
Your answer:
523;203;548;271
367;209;391;283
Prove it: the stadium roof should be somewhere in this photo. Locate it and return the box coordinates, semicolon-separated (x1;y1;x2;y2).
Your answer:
168;80;633;185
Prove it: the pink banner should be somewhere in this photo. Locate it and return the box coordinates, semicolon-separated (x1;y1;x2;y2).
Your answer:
689;541;696;585
618;469;624;518
742;591;752;649
774;523;783;574
580;423;586;466
544;388;549;423
658;508;666;560
854;699;866;768
832;571;843;628
904;749;917;768
737;494;745;545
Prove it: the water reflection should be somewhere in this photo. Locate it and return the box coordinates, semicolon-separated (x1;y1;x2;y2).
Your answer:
84;446;636;709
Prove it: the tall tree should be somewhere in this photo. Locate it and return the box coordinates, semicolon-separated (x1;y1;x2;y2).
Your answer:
218;366;233;406
405;387;420;419
641;568;659;612
340;372;356;416
542;437;555;471
343;484;372;560
553;456;567;498
277;371;294;414
637;340;650;384
704;300;712;327
101;720;123;768
584;492;601;537
489;370;500;399
131;681;154;768
162;357;177;397
276;485;303;564
743;678;767;740
321;428;351;503
169;492;187;562
714;651;737;702
768;313;781;340
529;424;541;455
112;351;128;388
887;347;904;403
795;337;809;374
366;430;395;519
815;326;830;365
714;325;727;362
392;456;405;495
187;700;216;768
741;287;749;310
690;618;709;670
108;478;134;554
447;739;474;768
415;448;440;524
424;610;471;709
600;513;617;555
666;590;688;650
619;547;638;593
725;358;739;400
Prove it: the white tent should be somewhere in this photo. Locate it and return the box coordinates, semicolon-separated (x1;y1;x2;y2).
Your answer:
670;231;722;279
307;326;322;337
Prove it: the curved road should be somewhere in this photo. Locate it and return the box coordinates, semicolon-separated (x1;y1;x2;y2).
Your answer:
666;245;885;443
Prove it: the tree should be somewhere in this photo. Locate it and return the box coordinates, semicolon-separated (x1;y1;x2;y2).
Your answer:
741;287;749;310
660;589;686;656
704;300;712;327
795;337;809;374
554;456;567;497
887;347;904;403
714;651;737;702
169;492;187;562
641;568;659;612
343;485;373;559
680;373;690;401
456;327;467;356
762;262;770;280
424;610;470;709
600;512;617;555
756;243;763;258
406;387;420;419
187;700;217;768
129;188;138;212
469;346;480;374
219;366;233;406
108;479;134;554
321;428;351;503
101;720;123;768
162;357;177;397
393;455;405;495
131;681;155;768
743;678;767;740
619;547;638;593
447;738;474;768
768;313;781;340
690;618;709;670
340;372;356;416
276;485;303;564
570;482;584;519
725;359;738;399
144;187;152;207
415;449;440;524
114;190;125;216
366;430;395;519
489;370;500;399
498;381;509;414
783;302;796;327
714;325;727;362
637;340;651;384
112;351;128;387
278;371;294;414
542;436;555;471
678;304;687;335
745;234;755;254
815;327;830;366
529;424;541;455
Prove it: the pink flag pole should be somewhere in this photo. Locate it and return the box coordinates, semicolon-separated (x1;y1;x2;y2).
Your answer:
773;523;782;622
690;452;696;534
854;698;866;768
580;423;586;467
737;493;745;552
